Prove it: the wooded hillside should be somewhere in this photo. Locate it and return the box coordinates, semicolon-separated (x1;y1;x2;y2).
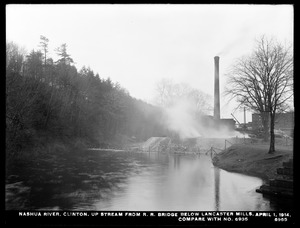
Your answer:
6;38;166;157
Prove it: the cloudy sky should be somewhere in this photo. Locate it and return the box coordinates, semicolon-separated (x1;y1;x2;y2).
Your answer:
6;4;293;122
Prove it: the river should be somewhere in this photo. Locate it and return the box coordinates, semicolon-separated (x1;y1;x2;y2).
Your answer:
6;150;288;211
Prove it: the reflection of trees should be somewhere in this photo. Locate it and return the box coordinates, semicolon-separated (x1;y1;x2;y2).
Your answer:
214;167;220;211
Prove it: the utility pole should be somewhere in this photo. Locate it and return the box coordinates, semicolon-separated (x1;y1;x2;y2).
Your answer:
244;107;246;129
243;107;246;143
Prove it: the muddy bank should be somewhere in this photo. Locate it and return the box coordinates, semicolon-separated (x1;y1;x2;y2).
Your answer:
212;144;293;181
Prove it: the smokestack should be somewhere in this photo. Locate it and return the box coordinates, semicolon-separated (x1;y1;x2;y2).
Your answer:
214;56;220;120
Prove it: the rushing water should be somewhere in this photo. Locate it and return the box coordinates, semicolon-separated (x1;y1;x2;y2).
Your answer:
6;150;287;211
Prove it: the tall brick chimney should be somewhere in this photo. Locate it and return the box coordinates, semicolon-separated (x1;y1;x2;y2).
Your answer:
214;56;220;120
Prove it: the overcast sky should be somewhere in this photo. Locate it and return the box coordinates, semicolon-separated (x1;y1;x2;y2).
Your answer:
6;4;293;122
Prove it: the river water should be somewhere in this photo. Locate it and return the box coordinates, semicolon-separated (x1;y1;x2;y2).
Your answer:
6;150;286;211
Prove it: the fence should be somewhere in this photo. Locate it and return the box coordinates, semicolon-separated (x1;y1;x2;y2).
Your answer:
228;136;293;147
204;147;224;158
204;135;293;158
125;135;293;156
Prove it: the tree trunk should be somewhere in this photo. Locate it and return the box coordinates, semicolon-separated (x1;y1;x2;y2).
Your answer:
261;112;270;142
268;112;276;154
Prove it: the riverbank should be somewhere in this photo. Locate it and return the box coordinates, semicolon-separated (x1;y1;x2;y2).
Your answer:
212;144;293;181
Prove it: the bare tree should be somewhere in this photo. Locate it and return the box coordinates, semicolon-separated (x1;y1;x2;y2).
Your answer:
154;78;174;107
226;36;293;153
154;78;213;115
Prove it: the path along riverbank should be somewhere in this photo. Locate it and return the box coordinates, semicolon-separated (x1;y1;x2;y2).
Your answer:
212;144;293;181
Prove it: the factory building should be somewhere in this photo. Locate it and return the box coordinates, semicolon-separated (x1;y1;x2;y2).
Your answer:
252;112;294;137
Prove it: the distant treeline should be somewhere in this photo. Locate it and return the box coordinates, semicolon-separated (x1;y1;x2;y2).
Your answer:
6;38;165;156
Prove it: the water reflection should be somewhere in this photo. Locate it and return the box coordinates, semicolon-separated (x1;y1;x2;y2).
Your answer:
173;155;180;169
6;150;282;211
214;167;220;211
92;152;270;211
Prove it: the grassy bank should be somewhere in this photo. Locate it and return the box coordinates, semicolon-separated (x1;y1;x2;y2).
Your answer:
212;144;293;181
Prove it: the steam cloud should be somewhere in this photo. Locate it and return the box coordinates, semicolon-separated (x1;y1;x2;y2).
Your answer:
163;97;201;139
161;97;246;139
217;25;252;56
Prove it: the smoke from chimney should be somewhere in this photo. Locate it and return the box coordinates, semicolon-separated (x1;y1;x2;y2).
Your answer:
214;56;220;120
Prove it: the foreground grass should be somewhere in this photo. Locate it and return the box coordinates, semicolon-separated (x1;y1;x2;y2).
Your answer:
212;144;293;181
